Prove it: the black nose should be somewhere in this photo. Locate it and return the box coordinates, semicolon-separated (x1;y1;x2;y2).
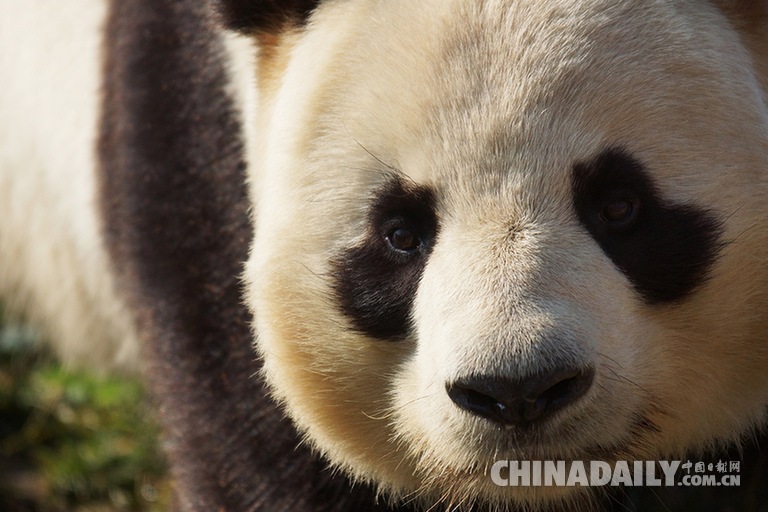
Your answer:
446;367;594;427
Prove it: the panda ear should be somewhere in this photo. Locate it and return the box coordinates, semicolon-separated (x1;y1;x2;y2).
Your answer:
712;0;768;24
712;1;768;63
212;0;322;34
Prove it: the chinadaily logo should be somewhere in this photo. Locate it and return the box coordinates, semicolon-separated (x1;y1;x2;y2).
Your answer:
490;459;741;487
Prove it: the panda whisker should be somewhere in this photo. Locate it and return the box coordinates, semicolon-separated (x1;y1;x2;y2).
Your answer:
596;351;625;369
433;486;460;512
397;489;423;508
728;220;764;247
298;262;325;280
601;371;649;395
337;163;398;178
350;136;402;175
595;382;610;394
362;409;395;421
719;206;766;255
398;392;437;410
642;487;674;512
724;203;746;221
597;357;650;395
604;487;635;512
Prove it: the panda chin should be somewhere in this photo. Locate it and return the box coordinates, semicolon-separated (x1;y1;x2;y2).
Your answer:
383;413;663;510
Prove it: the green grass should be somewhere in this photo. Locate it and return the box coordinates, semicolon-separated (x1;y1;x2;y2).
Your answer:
0;313;170;512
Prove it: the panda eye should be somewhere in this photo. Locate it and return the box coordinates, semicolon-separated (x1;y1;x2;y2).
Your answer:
572;148;723;305
333;179;438;341
387;227;421;253
599;191;639;227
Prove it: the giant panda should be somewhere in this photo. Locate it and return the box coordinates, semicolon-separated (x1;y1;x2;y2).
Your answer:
1;0;767;511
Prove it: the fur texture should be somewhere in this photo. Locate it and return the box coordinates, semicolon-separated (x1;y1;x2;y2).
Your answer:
2;0;768;511
0;0;138;371
247;0;768;509
98;1;403;510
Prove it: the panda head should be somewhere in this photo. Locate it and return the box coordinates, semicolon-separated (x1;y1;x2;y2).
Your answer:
226;0;768;509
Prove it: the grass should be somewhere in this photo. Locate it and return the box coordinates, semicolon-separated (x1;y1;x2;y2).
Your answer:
0;312;170;512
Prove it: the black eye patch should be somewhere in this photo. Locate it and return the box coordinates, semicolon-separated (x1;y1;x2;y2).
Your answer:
572;148;724;304
333;179;439;340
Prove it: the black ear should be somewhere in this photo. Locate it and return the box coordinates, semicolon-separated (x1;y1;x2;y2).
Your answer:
212;0;322;33
712;0;768;25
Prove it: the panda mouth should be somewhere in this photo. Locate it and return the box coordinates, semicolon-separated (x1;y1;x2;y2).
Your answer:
454;404;663;465
538;412;661;462
413;411;663;502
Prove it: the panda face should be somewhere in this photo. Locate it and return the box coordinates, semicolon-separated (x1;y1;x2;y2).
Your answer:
246;0;768;508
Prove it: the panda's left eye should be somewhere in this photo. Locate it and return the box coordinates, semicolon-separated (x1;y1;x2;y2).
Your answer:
572;147;723;305
387;227;420;253
599;191;640;226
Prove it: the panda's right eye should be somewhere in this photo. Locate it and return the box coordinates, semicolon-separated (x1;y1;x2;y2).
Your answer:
387;227;420;253
332;178;439;340
598;190;640;228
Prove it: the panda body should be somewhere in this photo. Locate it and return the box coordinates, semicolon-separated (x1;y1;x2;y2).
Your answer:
1;0;768;511
0;0;138;370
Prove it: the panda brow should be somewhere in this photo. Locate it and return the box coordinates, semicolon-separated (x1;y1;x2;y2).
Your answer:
352;137;407;178
347;132;433;197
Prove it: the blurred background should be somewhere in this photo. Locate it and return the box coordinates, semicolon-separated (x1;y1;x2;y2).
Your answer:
0;307;169;512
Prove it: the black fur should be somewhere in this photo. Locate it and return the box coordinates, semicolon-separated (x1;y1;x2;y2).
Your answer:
334;179;439;340
98;1;409;510
572;148;723;304
212;0;321;33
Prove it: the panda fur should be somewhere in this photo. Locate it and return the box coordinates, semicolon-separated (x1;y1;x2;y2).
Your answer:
0;1;139;371
1;1;391;511
1;0;768;511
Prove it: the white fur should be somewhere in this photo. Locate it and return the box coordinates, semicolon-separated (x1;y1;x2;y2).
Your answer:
0;3;258;374
0;0;138;370
247;0;768;508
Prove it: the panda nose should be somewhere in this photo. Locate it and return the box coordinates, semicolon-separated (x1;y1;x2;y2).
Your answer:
446;367;594;427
